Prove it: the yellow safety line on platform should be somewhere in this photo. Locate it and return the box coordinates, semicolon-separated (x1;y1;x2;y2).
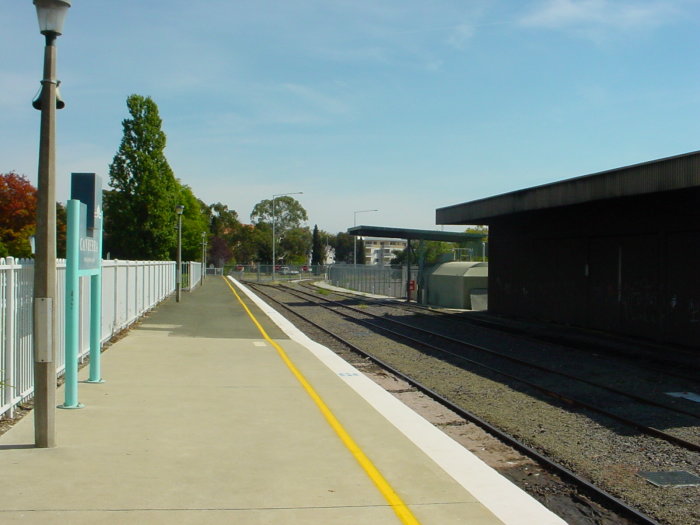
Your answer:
223;277;421;525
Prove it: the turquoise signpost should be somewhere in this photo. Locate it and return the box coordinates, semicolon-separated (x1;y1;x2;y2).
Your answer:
60;173;103;409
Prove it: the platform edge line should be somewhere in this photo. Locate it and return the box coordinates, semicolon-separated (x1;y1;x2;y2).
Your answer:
222;277;421;525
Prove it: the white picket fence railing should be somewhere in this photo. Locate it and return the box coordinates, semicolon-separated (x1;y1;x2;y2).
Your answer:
0;258;201;419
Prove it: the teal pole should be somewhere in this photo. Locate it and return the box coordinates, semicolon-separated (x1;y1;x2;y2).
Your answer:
60;199;83;409
87;272;103;383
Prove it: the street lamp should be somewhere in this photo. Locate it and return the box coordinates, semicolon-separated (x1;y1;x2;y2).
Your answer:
353;209;378;266
271;191;302;281
201;232;207;281
175;204;184;302
32;0;71;449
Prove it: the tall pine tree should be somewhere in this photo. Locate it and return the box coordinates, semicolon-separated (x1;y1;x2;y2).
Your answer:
104;95;180;260
311;224;323;265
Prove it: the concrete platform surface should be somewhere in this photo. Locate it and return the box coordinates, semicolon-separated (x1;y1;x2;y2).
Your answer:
0;277;566;524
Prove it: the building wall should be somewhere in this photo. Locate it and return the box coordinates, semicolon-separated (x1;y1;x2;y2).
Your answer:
363;239;407;265
488;188;700;347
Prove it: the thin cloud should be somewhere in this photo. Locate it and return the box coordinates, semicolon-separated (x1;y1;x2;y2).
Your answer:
281;83;351;116
447;23;476;50
519;0;679;35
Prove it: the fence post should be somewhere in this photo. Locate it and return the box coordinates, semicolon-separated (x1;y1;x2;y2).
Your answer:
4;257;16;418
87;271;103;383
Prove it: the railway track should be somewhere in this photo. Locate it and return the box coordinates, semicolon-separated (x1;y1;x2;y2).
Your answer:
306;284;700;384
276;283;700;452
240;279;699;525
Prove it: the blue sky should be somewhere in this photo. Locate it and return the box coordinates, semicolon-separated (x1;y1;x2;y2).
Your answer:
3;1;700;233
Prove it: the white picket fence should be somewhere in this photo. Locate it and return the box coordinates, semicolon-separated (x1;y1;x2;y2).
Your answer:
0;258;201;419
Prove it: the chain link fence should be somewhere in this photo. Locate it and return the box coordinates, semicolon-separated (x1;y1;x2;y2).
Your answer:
222;263;416;300
328;264;417;298
229;264;328;283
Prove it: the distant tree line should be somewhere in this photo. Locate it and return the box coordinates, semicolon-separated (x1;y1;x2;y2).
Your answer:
1;94;487;267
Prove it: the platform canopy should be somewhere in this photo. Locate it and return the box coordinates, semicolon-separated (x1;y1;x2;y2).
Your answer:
436;150;700;225
347;225;484;242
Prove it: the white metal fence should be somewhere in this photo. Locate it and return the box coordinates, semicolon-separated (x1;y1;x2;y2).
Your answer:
0;258;201;419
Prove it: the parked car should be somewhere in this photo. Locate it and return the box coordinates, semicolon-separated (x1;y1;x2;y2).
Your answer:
280;266;299;275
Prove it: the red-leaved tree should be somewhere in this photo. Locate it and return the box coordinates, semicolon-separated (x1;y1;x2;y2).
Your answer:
0;172;37;258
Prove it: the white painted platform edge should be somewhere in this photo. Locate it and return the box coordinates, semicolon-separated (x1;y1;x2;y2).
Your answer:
230;278;567;525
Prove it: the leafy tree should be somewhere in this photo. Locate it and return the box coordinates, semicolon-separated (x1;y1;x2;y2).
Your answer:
208;236;233;267
209;202;240;237
231;224;258;264
104;94;180;260
311;225;323;265
464;226;488;261
279;227;311;265
252;222;272;264
0;172;37;258
251;196;307;232
176;186;210;261
56;202;67;259
332;232;354;264
251;196;308;264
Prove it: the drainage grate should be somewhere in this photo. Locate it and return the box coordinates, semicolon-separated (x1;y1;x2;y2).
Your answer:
638;471;700;487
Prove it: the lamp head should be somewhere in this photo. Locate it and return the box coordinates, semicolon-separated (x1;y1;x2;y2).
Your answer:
175;204;185;215
34;0;71;36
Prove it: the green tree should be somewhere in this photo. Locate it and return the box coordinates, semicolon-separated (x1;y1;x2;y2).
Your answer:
176;186;210;261
251;196;308;232
464;226;488;261
279;226;311;265
209;202;239;237
56;202;67;259
311;225;323;265
332;232;354;264
231;224;258;264
104;94;180;260
251;196;308;265
355;237;366;265
252;223;272;264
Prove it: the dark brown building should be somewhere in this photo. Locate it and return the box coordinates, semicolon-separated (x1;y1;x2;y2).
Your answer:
436;151;700;348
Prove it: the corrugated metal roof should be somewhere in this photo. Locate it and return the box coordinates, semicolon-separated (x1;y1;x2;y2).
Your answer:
436;150;700;225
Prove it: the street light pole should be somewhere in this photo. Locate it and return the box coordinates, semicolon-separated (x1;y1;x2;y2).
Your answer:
176;204;184;302
201;232;207;281
271;191;302;281
353;209;378;266
32;0;71;449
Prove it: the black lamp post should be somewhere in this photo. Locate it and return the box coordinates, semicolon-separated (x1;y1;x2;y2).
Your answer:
176;205;184;302
201;232;207;281
32;0;70;449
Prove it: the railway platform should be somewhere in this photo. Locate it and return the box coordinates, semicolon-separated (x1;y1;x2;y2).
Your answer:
0;277;566;524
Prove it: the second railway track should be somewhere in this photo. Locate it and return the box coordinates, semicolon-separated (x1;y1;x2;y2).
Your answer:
275;283;700;452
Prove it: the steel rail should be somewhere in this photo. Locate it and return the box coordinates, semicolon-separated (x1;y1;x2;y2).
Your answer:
246;282;662;525
289;285;700;421
310;283;700;383
273;284;700;452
